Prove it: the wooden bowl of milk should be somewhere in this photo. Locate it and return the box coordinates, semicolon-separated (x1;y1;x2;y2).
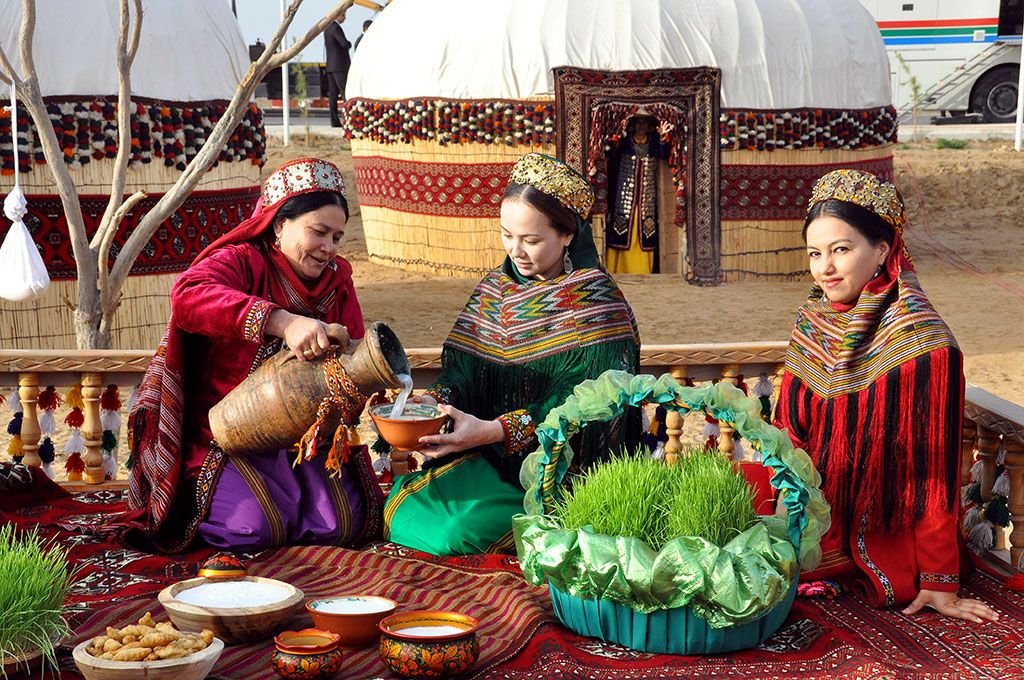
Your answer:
305;595;398;648
377;610;479;678
158;576;304;643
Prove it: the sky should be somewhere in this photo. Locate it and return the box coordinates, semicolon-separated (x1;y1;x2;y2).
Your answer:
231;0;377;63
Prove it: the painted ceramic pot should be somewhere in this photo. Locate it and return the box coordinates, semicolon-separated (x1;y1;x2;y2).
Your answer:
198;553;247;579
271;629;344;679
378;610;479;678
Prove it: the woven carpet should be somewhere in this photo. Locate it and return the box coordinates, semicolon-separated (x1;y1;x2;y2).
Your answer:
3;468;1024;679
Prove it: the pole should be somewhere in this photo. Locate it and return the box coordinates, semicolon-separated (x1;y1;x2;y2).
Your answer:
1015;38;1023;151
280;0;290;146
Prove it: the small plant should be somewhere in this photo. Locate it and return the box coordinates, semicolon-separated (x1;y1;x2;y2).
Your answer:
935;138;969;150
894;52;923;142
554;446;757;550
0;525;74;677
292;61;312;146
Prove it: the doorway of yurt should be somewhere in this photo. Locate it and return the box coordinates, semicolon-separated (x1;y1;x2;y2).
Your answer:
553;67;722;285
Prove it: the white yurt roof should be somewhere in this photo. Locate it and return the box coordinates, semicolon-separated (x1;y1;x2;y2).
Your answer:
0;0;249;101
349;0;891;109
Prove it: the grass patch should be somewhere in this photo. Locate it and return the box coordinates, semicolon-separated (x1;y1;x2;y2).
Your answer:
554;447;758;550
935;138;969;150
0;525;73;675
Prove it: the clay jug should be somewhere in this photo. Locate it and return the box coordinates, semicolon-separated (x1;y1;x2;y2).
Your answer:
209;321;410;455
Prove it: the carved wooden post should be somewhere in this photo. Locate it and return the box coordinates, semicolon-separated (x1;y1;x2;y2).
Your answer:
81;373;105;484
390;450;410;476
1003;438;1024;570
663;365;687;466
960;418;978;486
717;363;740;459
976;426;1000;502
18;373;42;467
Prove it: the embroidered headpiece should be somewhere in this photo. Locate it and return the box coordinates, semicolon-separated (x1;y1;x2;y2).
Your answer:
262;157;346;208
808;169;906;232
508;153;595;218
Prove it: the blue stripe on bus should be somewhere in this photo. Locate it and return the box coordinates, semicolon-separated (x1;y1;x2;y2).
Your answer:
883;35;1000;46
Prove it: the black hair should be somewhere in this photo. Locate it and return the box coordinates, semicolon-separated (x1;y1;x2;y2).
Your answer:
275;190;349;223
803;199;895;247
362;19;373;30
502;183;578;237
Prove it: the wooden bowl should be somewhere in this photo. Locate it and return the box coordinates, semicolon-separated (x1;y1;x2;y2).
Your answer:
368;403;447;451
71;636;224;680
306;595;397;648
378;610;479;678
158;576;303;643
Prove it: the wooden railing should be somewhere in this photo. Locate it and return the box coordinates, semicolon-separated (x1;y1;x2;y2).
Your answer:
2;344;1021;575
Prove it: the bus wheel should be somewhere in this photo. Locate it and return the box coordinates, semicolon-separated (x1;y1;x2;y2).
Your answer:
970;66;1019;123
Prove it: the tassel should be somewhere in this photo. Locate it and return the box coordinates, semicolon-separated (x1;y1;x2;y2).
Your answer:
962;505;983;533
7;434;23;457
65;407;84;429
102;451;118;480
406;455;419;472
969;459;985;483
37;385;61;411
64;384;84;410
371;436;393;456
993;471;1010;497
100;409;121;433
100;384;121;411
984;495;1010;527
38;437;55;464
650;441;666;461
997;442;1006;466
39;410;56;435
101;430;118;452
41;463;55;480
962;482;983;506
7;389;20;413
967;521;995;551
65;451;85;480
64;428;85;454
7;412;22;435
322;424;352;476
372;453;392;474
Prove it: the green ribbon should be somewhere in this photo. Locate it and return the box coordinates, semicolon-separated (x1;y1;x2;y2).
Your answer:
514;371;831;627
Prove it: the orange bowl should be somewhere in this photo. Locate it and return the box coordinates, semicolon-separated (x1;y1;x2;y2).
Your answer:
368;404;447;451
305;596;398;648
377;610;479;678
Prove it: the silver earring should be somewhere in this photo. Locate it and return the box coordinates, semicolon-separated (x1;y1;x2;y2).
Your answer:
873;264;883;279
274;234;282;249
563;248;573;274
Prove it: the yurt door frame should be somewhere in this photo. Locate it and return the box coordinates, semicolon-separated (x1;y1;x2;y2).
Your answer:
553;66;722;284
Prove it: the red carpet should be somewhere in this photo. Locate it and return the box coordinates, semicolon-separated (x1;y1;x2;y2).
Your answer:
3;469;1024;680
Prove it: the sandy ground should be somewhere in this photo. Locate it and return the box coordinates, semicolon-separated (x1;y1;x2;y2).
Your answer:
265;137;1024;407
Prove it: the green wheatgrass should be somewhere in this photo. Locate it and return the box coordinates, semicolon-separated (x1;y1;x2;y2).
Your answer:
0;525;73;676
554;447;758;550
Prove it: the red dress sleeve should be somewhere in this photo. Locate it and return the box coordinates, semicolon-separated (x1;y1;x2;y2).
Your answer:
171;244;279;344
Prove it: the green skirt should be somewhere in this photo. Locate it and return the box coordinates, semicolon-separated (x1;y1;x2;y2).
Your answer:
383;453;524;556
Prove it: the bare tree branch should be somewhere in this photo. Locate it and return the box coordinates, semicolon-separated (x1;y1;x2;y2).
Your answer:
126;0;143;64
0;47;15;85
93;0;144;316
107;0;355;294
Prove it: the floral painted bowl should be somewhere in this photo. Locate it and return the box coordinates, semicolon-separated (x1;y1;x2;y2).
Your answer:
306;595;398;648
368;403;447;451
271;628;343;679
378;610;479;678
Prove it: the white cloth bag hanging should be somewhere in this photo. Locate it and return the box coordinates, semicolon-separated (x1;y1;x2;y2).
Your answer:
0;187;50;302
0;79;50;302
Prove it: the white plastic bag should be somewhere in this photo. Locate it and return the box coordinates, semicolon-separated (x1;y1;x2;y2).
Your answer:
0;186;50;302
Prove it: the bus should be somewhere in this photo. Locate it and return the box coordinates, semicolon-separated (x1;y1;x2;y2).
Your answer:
859;0;1023;122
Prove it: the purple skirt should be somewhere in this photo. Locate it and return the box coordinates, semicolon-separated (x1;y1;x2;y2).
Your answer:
198;449;366;551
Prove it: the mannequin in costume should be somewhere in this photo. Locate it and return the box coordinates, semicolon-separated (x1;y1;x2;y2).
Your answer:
384;153;642;556
606;114;671;274
776;169;997;623
117;158;383;553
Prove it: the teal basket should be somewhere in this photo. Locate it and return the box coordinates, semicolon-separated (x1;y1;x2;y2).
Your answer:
549;579;798;655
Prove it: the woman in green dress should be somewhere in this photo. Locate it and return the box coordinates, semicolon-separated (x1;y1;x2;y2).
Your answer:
383;153;642;555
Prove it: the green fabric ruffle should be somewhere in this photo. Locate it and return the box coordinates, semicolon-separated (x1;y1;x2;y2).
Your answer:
514;371;831;628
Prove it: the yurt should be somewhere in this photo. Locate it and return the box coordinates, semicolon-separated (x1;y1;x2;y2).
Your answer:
345;0;896;283
0;0;263;349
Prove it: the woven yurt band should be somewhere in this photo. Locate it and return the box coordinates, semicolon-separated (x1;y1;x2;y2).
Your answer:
508;153;595;219
807;169;906;233
261;157;347;209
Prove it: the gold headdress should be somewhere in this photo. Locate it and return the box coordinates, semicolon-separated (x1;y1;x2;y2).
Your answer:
261;157;347;208
508;153;595;219
808;169;906;232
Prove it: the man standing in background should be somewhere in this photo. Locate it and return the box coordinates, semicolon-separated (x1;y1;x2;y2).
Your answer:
354;19;372;51
324;9;351;128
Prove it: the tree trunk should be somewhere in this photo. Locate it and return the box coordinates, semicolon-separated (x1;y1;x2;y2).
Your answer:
73;296;111;349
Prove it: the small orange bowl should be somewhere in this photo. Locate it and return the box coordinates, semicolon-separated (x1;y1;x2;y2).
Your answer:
305;595;398;648
271;629;343;679
368;403;447;451
378;610;479;678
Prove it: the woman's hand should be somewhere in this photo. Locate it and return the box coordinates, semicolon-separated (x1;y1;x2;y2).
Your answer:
409;394;438;407
268;310;332;362
902;588;1000;623
416;404;503;460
